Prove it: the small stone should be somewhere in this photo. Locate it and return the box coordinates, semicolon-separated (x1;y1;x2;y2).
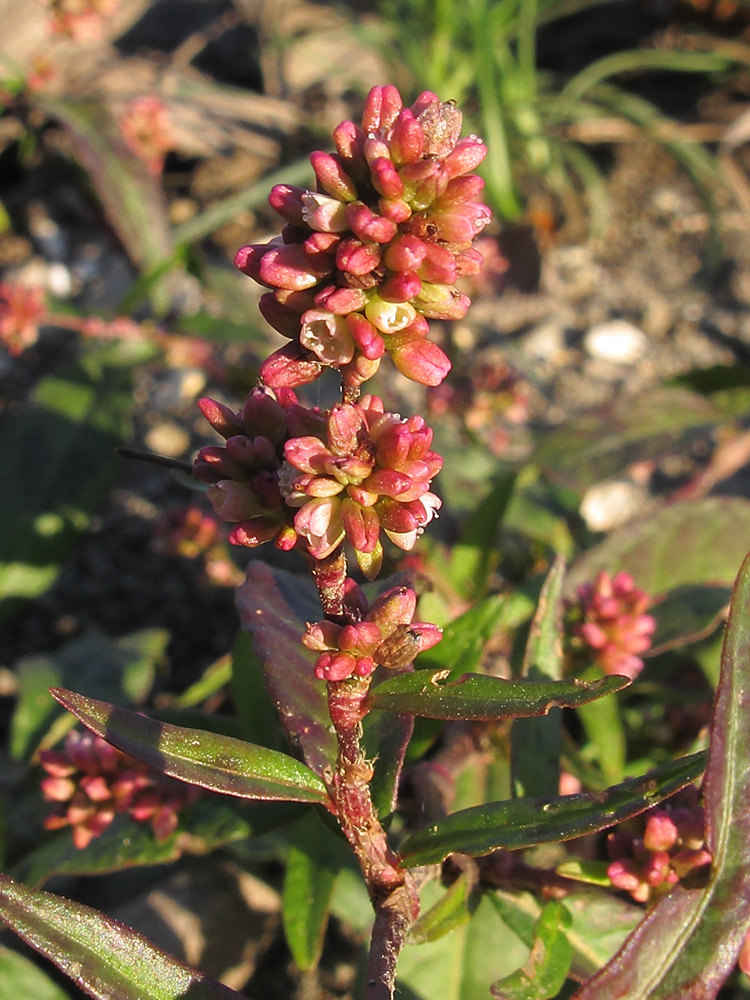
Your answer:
579;479;648;532
584;320;647;364
523;320;567;362
145;421;191;458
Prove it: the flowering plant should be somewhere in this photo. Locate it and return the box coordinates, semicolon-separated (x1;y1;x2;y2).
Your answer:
2;84;750;1000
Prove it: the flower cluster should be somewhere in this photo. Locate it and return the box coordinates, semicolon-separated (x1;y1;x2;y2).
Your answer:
194;388;442;578
119;96;174;176
0;283;46;356
40;0;120;41
567;571;656;680
40;730;199;849
606;789;711;903
235;85;490;391
303;580;441;680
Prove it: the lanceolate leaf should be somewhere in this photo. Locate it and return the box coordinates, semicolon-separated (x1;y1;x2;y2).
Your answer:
570;549;750;999
51;689;332;807
398;752;706;867
0;872;241;1000
366;670;629;720
490;901;573;1000
236;563;337;780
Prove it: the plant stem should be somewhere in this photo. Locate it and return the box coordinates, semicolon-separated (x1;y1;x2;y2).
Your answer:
308;549;347;618
327;678;419;1000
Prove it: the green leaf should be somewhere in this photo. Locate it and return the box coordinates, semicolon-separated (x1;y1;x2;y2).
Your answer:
0;352;132;618
512;557;566;798
396;892;529;1000
407;873;473;945
10;629;166;760
534;387;723;492
0;872;242;1000
362;706;414;816
576;693;627;787
570;548;750;999
0;943;70;1000
236;563;336;780
398;752;706;867
228;630;285;752
50;688;332;807
417;593;508;678
649;584;730;655
490;900;573;1000
367;670;628;720
282;813;346;971
490;890;642;983
566;497;750;597
14;797;283;888
448;471;517;600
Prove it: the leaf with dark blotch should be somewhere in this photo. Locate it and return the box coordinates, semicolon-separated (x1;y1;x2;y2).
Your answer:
236;563;337;780
566;497;750;598
533;387;723;492
570;549;750;999
51;689;332;807
0;872;242;1000
38;97;173;277
366;670;629;720
490;901;573;1000
398;752;706;867
648;584;730;656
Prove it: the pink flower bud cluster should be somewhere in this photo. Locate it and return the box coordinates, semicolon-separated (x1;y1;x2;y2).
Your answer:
283;394;442;577
0;283;46;356
41;0;120;41
193;385;324;551
568;571;656;680
153;503;222;560
119;96;174;176
40;730;199;849
606;791;711;903
235;85;490;390
303;579;441;680
194;388;441;577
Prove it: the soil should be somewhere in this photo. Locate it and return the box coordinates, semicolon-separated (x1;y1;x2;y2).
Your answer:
2;1;750;998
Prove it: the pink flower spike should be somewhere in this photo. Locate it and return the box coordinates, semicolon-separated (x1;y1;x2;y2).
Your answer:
260;344;323;389
389;110;424;165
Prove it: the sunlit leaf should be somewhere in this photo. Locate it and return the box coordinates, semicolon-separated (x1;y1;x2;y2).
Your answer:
51;689;332;807
570;549;750;999
490;901;572;1000
0;872;242;1000
367;670;628;720
398;752;706;867
236;563;336;780
407;873;473;945
566;497;750;597
0;942;70;1000
282;813;346;971
448;471;517;600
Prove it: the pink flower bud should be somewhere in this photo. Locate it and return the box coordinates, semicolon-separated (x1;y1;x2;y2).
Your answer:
259;243;332;290
390;109;424;165
197;397;241;439
336;238;382;276
315;285;368;315
368;586;418;632
412;284;470;320
389;336;452;386
410;622;443;651
371;158;405;200
260;344;323;388
362;84;403;133
234;240;280;283
302;620;343;652
327;404;365;455
333;119;362;160
378;197;412;223
341;498;381;553
346;202;398;244
310;151;358;201
345;313;385;360
314;650;358;681
301;191;350;232
379;272;422;303
229;517;283;548
384;234;428;273
294;497;345;558
365;296;417;334
268;184;308;226
417;243;458;284
643;812;679;853
339;621;383;653
258;293;302;337
444;138;488;178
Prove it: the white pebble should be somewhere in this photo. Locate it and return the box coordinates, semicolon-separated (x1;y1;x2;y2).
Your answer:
584;320;647;364
579;479;647;532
